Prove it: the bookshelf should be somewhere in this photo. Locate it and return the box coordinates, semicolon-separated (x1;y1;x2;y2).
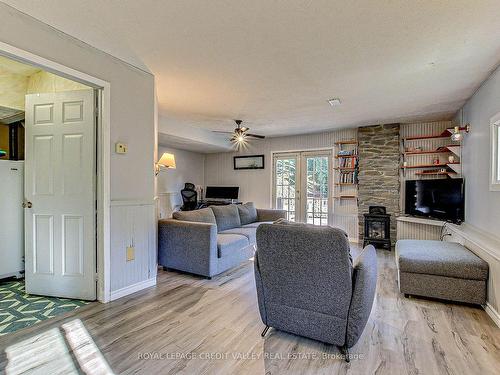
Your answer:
333;139;359;242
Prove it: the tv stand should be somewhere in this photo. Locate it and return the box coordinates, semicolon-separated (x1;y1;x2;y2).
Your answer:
396;216;446;241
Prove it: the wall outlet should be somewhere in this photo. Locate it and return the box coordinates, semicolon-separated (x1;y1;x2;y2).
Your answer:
126;246;135;261
115;142;128;154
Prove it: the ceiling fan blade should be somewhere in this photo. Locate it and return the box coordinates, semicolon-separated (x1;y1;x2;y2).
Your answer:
212;130;235;134
246;133;266;139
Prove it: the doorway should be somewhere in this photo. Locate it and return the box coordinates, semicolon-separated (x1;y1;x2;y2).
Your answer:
0;55;98;334
272;150;332;225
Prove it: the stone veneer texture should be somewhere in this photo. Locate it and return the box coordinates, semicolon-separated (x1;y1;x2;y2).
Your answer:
357;124;400;246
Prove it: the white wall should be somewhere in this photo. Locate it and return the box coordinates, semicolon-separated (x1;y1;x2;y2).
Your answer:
455;65;500;324
157;146;205;209
204;128;357;208
0;4;156;298
456;65;500;234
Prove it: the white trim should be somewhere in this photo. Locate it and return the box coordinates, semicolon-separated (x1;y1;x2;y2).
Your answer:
110;200;155;207
109;277;157;301
0;40;112;303
396;216;445;227
485;302;500;328
446;222;500;261
445;222;500;328
490;112;500;191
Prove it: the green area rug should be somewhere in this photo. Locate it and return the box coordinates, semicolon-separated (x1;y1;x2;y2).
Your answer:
0;280;90;335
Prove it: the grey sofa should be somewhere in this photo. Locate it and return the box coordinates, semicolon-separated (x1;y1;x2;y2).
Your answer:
158;203;287;278
396;240;489;304
254;221;377;360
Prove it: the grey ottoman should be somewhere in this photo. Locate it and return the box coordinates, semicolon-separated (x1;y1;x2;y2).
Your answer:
396;240;488;305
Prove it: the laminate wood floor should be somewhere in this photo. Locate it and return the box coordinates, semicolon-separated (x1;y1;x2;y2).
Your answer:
0;250;499;374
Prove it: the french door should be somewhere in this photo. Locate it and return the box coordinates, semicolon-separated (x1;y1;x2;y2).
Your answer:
273;150;331;225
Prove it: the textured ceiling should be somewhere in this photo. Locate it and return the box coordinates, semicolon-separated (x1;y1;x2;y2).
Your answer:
4;0;500;136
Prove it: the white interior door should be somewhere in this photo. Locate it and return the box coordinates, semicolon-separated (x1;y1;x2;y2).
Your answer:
25;90;96;300
273;150;331;224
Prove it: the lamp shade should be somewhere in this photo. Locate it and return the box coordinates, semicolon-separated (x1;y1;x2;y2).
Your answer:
158;152;176;169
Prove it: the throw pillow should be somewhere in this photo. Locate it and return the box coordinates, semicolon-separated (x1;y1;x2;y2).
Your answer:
237;202;258;225
172;207;216;224
211;204;242;231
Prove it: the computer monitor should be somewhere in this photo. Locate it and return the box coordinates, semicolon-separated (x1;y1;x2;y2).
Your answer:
205;186;239;200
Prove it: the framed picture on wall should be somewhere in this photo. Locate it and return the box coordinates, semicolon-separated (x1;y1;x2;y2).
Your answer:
233;154;265;170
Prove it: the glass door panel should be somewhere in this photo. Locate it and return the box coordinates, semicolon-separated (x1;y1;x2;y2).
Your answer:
273;155;299;221
304;155;329;225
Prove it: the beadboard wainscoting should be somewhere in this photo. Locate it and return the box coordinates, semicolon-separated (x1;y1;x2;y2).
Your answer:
157;192;180;219
444;223;500;327
110;201;157;300
396;216;444;241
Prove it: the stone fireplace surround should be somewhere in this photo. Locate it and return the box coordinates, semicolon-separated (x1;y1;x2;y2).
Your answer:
357;124;401;247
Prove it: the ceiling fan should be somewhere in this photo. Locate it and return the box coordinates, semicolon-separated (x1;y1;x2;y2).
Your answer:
213;120;265;147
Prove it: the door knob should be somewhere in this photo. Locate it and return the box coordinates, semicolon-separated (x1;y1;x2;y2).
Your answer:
23;201;33;208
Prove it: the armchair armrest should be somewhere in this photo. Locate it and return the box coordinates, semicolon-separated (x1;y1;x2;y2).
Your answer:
256;208;287;222
345;245;377;348
158;219;218;277
253;251;268;325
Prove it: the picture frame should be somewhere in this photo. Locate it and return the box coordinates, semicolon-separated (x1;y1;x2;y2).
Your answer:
233;154;265;170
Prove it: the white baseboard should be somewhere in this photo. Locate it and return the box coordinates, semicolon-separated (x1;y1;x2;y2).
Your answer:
484;302;500;328
110;277;157;301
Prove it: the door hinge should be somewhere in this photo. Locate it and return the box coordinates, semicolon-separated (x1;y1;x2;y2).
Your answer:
95;272;99;282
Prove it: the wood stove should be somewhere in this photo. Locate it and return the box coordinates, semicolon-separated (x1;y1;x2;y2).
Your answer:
363;206;391;250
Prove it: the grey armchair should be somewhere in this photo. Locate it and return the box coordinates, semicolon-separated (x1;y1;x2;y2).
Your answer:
254;221;377;361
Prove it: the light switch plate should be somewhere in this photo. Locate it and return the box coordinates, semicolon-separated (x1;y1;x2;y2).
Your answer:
115;142;128;154
126;246;135;261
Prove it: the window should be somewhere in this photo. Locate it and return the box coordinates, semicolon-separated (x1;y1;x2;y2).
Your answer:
491;112;500;191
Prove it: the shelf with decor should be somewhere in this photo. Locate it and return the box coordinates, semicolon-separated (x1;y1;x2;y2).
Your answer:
402;126;469;141
414;170;458;177
333;195;357;200
400;125;468;179
334;167;356;171
334;139;358;145
335;154;358;158
401;162;460;169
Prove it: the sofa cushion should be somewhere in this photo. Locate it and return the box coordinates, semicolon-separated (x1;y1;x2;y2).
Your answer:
217;234;249;258
172;207;216;224
396;240;488;281
242;221;273;229
220;227;257;245
237;202;258;225
211;204;241;231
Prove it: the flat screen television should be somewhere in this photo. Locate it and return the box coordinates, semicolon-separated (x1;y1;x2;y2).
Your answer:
405;178;464;224
205;186;239;200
